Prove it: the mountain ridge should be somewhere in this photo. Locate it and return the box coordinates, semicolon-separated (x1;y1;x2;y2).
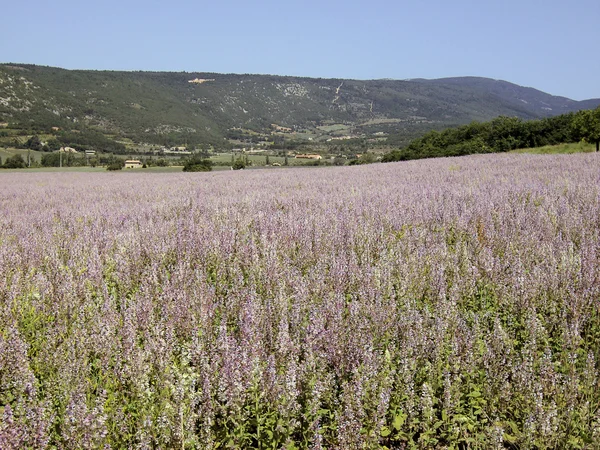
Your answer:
1;64;598;147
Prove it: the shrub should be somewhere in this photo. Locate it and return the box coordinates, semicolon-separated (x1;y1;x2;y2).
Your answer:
232;158;246;170
183;158;212;172
3;154;26;168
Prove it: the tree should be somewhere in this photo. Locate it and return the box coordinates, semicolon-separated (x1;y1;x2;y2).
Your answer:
45;139;61;151
26;135;43;151
42;153;61;167
183;155;212;172
232;158;246;170
3;154;26;168
572;107;600;152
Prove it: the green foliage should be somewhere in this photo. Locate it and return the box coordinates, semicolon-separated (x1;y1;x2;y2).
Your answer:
106;162;123;171
2;153;26;168
40;151;85;167
348;152;377;165
26;135;43;151
56;130;127;154
232;158;246;170
572;106;600;151
331;156;346;166
44;139;61;151
2;64;598;154
182;155;213;172
382;111;590;162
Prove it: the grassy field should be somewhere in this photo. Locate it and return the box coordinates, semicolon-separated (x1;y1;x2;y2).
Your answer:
211;153;325;167
1;142;594;173
0;166;189;173
0;150;326;172
0;147;44;163
510;141;596;154
316;123;351;133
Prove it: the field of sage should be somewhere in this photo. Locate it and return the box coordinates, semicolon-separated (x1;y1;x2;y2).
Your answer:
1;153;600;449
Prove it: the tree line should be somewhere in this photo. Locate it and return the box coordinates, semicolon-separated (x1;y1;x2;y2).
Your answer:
19;130;127;154
382;107;600;162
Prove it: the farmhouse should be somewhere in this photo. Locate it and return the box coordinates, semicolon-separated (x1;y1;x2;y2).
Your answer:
124;160;143;168
294;154;322;160
271;124;293;133
188;78;215;84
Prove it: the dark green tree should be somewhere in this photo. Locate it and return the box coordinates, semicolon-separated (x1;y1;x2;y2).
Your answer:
3;154;26;168
41;153;62;167
183;155;213;172
572;107;600;151
26;135;43;151
232;158;246;170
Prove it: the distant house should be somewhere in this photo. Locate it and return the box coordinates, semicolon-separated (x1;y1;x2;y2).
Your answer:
124;160;143;168
162;146;191;155
59;146;78;153
271;124;293;133
294;154;322;160
188;78;215;84
51;126;60;132
85;150;96;156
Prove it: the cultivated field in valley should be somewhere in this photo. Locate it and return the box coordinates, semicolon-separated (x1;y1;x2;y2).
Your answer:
1;153;600;449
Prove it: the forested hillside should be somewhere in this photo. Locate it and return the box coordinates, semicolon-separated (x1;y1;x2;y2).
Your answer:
1;64;599;150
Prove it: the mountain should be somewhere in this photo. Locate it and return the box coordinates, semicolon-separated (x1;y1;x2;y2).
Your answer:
420;77;584;115
1;64;598;147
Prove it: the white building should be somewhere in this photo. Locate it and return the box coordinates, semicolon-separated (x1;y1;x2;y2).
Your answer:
124;160;143;168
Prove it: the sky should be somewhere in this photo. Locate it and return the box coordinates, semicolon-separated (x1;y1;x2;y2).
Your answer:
2;0;599;100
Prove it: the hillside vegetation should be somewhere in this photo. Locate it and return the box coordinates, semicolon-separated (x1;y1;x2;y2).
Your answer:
383;107;600;162
1;64;599;151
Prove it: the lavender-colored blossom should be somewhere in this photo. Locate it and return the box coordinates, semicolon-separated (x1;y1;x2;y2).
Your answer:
0;153;599;447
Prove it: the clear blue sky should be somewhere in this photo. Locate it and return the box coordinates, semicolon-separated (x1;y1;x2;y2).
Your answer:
2;0;599;100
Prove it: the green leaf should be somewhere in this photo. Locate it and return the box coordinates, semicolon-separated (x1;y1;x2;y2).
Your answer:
507;420;520;436
380;426;391;437
393;413;406;431
454;414;469;423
